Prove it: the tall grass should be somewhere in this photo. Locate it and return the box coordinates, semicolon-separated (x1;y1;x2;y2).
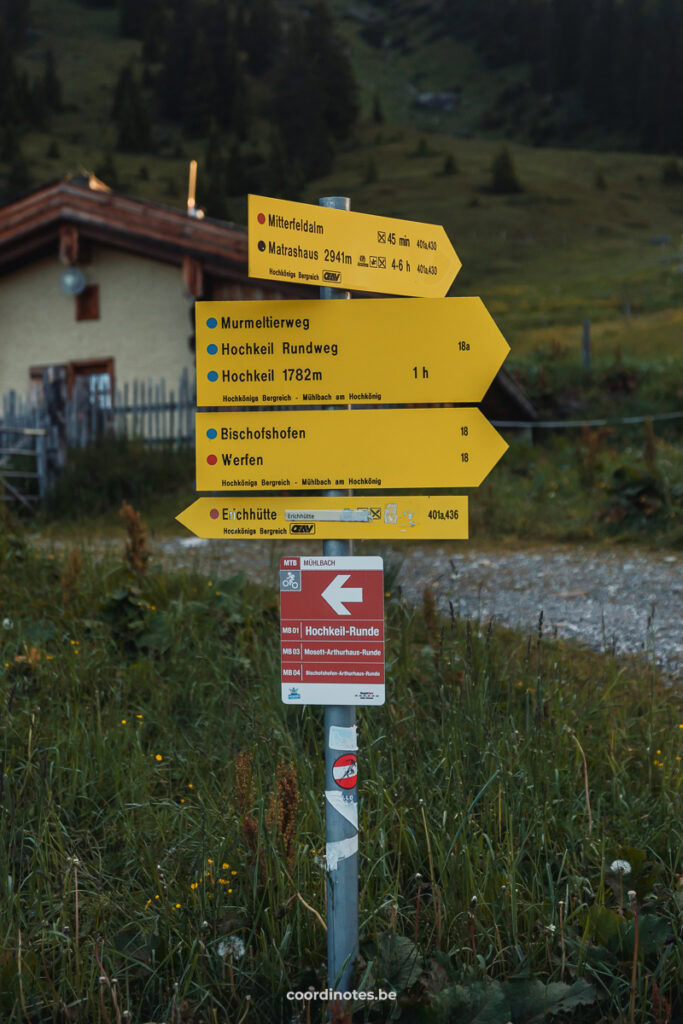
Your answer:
0;517;680;1022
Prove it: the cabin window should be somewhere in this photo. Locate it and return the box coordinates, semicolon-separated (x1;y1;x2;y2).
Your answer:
76;284;100;321
30;358;114;403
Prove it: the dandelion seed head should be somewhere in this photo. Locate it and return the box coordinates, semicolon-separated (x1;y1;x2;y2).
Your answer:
218;936;246;959
609;859;632;875
2;617;13;630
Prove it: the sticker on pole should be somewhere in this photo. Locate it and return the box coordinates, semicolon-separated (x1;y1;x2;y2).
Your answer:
280;555;385;706
332;754;358;789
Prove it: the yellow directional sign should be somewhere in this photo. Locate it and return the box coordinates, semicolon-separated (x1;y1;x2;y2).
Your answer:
247;194;460;298
196;297;509;407
177;495;468;540
195;408;507;491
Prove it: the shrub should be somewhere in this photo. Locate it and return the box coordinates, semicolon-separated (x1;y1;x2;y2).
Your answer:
661;157;682;184
440;153;457;175
41;436;194;520
410;136;435;158
490;145;522;193
363;157;378;184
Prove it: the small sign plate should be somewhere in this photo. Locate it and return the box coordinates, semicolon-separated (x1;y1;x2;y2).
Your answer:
280;555;385;706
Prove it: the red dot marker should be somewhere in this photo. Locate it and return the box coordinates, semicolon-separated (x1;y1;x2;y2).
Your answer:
207;454;217;466
210;508;219;519
257;213;265;224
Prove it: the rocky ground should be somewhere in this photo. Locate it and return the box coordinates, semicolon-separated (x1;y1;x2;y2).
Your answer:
30;533;680;682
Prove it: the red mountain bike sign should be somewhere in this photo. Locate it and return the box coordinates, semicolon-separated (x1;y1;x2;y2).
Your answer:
280;555;385;705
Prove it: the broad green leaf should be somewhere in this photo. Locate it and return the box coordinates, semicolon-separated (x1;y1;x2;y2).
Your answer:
431;979;510;1024
377;931;422;992
503;977;597;1022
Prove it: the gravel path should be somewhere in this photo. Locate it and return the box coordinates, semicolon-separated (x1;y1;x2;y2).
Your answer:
31;534;681;681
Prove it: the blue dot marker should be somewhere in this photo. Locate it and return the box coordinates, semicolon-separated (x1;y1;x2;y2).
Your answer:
207;344;218;355
208;371;218;382
207;428;217;439
206;317;218;329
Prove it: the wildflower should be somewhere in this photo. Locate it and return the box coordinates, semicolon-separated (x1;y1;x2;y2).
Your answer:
174;903;181;909
545;924;557;934
155;754;163;761
191;882;199;890
609;860;632;875
231;870;237;876
207;858;213;864
136;714;143;719
217;936;246;960
121;719;127;725
2;617;13;630
222;862;229;869
188;783;194;789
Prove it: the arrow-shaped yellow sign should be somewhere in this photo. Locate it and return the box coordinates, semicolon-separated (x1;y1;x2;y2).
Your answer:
176;495;469;540
195;297;508;407
248;194;460;298
195;408;507;491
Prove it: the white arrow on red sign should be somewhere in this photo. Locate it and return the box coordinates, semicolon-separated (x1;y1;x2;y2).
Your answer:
322;574;363;616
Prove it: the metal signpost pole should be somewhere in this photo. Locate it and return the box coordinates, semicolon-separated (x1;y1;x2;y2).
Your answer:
319;195;358;1016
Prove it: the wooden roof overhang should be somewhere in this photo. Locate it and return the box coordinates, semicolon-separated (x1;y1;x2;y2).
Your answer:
0;179;253;283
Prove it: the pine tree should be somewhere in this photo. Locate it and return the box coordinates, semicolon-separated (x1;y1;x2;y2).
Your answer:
303;2;359;142
157;0;197;119
0;21;19;125
95;150;120;188
6;147;31;195
490;145;522;193
245;0;282;74
43;49;63;113
0;122;17;162
112;64;134;121
225;140;248;197
270;17;333;181
199;160;230;220
119;0;146;39
181;30;217;135
0;0;30;45
116;78;152;151
263;125;304;199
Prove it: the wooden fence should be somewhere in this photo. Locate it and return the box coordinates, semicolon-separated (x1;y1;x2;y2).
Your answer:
0;368;196;510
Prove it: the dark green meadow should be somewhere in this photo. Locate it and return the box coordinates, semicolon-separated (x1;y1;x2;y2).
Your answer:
0;513;680;1023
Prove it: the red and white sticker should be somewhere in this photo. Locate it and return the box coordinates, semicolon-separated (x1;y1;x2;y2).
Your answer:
333;753;358;789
